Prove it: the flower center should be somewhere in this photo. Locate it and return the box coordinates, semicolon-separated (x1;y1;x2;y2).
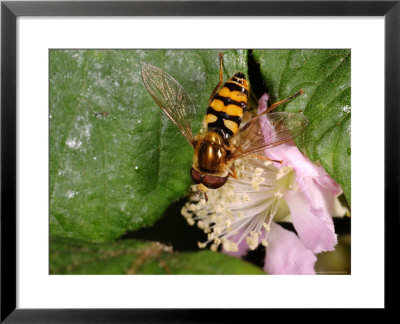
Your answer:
181;157;298;252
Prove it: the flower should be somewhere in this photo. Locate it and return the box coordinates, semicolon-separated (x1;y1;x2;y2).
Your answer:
257;93;342;255
181;94;344;274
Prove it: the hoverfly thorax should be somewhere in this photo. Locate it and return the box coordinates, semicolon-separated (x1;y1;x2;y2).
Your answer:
196;130;227;173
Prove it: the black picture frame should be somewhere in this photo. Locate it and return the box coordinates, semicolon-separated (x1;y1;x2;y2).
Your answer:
1;0;398;321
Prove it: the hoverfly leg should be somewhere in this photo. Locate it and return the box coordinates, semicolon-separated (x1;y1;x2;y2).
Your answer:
250;154;283;165
193;190;201;199
229;168;239;180
208;53;225;103
262;89;304;114
197;183;209;201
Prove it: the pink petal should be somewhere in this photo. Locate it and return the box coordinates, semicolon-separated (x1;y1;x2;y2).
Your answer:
284;181;337;253
268;142;341;196
258;93;269;112
258;93;341;195
269;143;339;253
258;93;339;253
264;222;316;275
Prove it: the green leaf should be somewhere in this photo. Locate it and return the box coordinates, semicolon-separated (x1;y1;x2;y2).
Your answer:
315;233;351;274
50;237;265;274
50;50;247;242
253;50;351;205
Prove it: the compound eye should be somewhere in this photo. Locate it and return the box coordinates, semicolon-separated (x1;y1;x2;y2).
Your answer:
201;174;228;189
190;168;202;184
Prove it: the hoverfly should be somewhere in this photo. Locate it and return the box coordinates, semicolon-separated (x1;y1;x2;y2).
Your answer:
142;54;307;200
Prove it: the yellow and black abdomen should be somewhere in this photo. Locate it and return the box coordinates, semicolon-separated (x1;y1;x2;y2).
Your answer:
206;72;249;140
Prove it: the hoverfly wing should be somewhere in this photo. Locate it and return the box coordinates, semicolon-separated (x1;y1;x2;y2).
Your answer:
141;64;196;146
231;112;308;159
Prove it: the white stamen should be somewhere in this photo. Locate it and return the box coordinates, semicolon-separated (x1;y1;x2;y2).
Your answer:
246;231;260;250
222;239;238;252
181;156;297;253
255;168;264;176
276;166;292;180
263;222;270;232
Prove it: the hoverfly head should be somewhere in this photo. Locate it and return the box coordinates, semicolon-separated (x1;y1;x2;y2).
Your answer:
201;174;229;189
190;168;228;190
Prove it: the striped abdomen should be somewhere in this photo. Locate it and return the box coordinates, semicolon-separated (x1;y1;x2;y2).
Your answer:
206;72;249;140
